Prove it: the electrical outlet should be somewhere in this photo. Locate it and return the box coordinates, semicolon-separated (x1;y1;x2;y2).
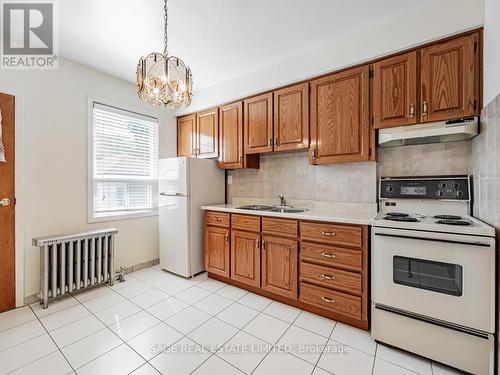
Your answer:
227;175;233;185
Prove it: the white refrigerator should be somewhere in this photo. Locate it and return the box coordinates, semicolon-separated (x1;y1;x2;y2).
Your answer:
159;157;225;277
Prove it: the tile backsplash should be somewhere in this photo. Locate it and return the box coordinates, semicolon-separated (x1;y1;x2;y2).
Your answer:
227;141;471;208
471;93;500;229
227;153;377;205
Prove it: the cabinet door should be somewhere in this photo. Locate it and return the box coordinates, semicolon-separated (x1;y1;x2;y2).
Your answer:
196;108;219;159
177;114;195;157
205;226;230;277
219;102;244;168
310;65;370;164
231;230;261;288
373;52;418;129
273;83;309;152
261;236;297;299
244;93;273;154
420;33;479;122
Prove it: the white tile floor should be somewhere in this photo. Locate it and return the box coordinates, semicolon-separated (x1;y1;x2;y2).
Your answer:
0;266;464;375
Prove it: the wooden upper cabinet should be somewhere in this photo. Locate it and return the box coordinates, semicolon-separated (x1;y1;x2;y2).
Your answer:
231;230;261;288
373;52;418;129
420;32;480;122
196;108;219;159
261;235;298;299
244;93;273;154
219;101;244;169
273;83;309;152
310;65;370;164
177;114;195;157
204;226;230;278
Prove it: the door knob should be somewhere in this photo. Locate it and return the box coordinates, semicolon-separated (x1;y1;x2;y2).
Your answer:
0;198;11;206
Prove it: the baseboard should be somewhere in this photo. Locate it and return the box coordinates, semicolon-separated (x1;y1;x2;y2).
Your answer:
122;258;160;274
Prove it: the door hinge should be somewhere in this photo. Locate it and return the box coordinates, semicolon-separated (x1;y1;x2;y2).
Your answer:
474;41;477;52
308;85;312;94
369;148;372;157
474;99;477;111
369;69;374;79
370;117;374;126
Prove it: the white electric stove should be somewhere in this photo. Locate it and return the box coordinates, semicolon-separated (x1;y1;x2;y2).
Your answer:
371;175;496;375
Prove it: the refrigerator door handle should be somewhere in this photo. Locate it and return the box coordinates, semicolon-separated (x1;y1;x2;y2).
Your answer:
160;192;189;197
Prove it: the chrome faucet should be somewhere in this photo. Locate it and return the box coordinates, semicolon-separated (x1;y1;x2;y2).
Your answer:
278;194;286;207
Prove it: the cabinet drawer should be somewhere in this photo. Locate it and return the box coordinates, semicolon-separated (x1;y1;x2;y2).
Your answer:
262;217;298;237
300;262;361;295
205;211;230;227
231;214;261;232
300;282;361;319
301;242;362;272
300;222;362;248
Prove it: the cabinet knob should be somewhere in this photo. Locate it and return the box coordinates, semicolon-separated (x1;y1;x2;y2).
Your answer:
321;251;336;258
321;231;336;237
268;137;273;147
0;198;11;207
225;234;229;244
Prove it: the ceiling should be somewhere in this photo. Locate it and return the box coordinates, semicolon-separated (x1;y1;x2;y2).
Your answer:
60;0;435;91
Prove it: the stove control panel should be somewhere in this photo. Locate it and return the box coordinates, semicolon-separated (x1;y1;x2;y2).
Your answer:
380;176;470;200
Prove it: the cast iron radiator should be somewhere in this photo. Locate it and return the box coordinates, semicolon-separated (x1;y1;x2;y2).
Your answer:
33;228;118;308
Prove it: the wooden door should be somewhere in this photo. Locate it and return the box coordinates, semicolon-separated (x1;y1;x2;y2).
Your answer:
196;108;218;159
310;65;370;164
204;226;230;277
261;236;297;299
373;52;418;129
420;32;480;122
0;93;15;312
230;230;261;288
219;101;244;169
177;114;195;157
273;83;309;152
244;93;273;154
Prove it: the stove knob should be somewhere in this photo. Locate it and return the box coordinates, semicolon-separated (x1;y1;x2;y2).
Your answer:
452;183;460;189
385;186;394;193
436;190;444;198
455;190;464;198
438;182;446;189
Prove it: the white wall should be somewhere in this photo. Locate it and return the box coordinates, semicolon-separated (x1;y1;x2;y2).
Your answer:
0;58;176;298
484;0;500;105
178;0;484;115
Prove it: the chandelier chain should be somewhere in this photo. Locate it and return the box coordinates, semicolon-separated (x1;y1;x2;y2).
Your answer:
163;0;168;53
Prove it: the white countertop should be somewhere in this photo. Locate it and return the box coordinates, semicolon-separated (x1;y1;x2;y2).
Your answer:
201;204;375;225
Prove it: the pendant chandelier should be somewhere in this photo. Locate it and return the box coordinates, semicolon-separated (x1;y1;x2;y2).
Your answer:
136;0;192;108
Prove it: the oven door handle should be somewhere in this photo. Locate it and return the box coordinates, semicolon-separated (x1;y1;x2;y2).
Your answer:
374;232;491;247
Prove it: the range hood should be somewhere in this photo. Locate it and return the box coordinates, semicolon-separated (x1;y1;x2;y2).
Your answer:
378;117;479;147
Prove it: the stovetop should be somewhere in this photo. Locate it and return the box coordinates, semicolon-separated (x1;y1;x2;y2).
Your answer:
374;211;495;237
373;175;496;237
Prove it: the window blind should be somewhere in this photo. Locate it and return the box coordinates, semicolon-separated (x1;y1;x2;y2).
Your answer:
91;102;159;218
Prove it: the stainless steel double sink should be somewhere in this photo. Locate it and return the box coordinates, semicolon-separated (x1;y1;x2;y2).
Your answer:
236;205;308;214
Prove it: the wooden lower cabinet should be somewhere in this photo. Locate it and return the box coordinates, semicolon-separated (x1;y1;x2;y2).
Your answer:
204;211;369;330
204;226;230;277
261;235;297;299
231;230;261;288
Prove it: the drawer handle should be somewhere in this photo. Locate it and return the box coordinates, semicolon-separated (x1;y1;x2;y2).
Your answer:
321;274;336;281
321;252;336;258
225;234;229;244
213;217;222;222
322;296;336;303
321;231;336;237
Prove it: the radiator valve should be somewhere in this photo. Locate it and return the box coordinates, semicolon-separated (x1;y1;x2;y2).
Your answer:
114;266;126;283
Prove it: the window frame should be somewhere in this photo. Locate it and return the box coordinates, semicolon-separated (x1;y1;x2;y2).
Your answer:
87;96;160;223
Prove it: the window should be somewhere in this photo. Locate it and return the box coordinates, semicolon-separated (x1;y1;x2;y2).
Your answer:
89;101;159;221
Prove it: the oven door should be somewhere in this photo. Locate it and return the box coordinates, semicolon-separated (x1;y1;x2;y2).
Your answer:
372;227;495;333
